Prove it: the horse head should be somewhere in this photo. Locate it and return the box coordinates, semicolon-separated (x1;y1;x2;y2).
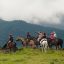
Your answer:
16;37;25;42
16;37;20;41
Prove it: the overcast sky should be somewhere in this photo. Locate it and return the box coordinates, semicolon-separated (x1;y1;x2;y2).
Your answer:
0;0;64;29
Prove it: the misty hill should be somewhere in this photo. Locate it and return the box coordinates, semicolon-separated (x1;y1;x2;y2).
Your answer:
0;19;64;47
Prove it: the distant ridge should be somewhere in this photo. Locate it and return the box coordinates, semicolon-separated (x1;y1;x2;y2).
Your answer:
0;19;64;47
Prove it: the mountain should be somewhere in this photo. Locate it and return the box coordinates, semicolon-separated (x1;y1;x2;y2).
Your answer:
0;19;64;47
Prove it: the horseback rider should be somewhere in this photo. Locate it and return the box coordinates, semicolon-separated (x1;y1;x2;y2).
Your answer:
50;31;57;41
40;32;47;42
43;32;47;38
40;32;48;52
6;34;14;48
8;34;14;42
26;32;31;39
36;32;46;41
37;32;43;42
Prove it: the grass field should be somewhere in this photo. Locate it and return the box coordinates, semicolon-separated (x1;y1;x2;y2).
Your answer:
0;48;64;64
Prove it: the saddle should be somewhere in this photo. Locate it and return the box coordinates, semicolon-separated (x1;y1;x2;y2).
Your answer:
50;38;57;43
40;38;47;43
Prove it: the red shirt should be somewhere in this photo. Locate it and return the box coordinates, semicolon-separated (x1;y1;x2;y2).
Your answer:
50;34;54;40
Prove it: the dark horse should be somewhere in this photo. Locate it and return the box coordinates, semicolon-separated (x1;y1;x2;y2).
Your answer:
2;41;17;52
47;38;63;49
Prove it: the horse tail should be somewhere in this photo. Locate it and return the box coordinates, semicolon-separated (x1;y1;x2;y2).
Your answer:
57;38;63;48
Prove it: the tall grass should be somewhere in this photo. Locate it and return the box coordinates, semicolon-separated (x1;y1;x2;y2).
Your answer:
0;48;64;64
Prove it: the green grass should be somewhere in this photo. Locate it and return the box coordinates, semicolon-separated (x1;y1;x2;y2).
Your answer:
0;48;64;64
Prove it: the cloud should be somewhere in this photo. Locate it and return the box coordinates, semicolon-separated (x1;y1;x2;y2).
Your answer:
0;0;64;25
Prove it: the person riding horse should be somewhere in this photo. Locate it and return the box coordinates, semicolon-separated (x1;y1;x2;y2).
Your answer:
26;32;31;39
43;32;47;38
49;31;63;49
2;34;15;50
7;34;14;49
9;34;14;42
37;32;47;42
40;32;48;52
37;32;43;42
50;31;57;42
26;32;32;43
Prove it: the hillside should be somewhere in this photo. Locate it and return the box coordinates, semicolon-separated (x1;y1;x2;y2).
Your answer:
0;48;64;64
0;19;64;47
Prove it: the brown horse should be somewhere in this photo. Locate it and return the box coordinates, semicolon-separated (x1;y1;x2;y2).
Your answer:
3;41;17;52
7;41;14;51
16;37;36;48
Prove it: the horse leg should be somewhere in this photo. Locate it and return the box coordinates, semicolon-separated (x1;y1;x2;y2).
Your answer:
42;43;46;52
56;45;59;50
42;45;44;52
44;44;46;52
35;41;39;48
50;44;52;49
56;45;57;50
7;48;11;53
60;44;62;49
36;42;39;48
23;42;26;47
58;45;59;49
44;42;48;52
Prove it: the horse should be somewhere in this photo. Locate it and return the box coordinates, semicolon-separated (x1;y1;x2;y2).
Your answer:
7;41;17;52
40;38;48;52
47;38;63;50
16;37;36;48
2;41;17;52
16;37;27;47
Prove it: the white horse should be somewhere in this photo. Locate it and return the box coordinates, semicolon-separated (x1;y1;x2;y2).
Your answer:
40;38;48;52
